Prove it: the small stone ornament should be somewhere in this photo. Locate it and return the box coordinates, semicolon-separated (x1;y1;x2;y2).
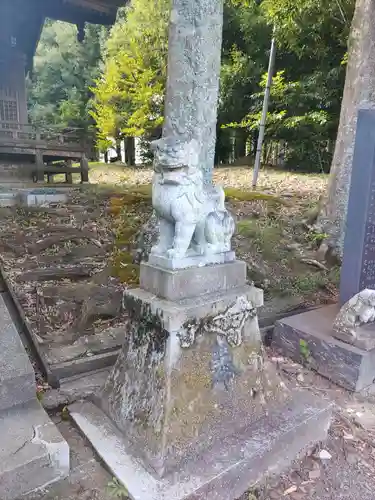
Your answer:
150;136;235;261
332;288;375;349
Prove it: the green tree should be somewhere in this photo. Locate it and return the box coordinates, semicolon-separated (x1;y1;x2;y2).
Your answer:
91;0;169;152
219;0;354;171
28;20;108;144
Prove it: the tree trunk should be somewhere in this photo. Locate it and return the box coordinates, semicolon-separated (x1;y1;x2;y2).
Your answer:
125;137;136;166
318;0;375;259
116;140;122;162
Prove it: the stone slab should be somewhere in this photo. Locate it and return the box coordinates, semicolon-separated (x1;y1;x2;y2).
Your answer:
140;260;246;301
51;350;120;380
124;284;263;333
340;109;375;304
148;250;235;270
273;304;375;391
0;293;36;411
0;400;69;500
0;192;18;207
70;395;332;500
42;368;110;410
20;192;68;206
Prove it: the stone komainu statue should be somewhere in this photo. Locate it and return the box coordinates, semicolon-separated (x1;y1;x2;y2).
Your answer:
150;137;235;260
332;288;375;345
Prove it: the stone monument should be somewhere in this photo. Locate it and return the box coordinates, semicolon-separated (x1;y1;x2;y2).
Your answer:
340;109;375;304
273;109;375;392
69;0;332;497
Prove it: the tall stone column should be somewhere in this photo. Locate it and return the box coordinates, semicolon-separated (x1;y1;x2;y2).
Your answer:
163;0;224;185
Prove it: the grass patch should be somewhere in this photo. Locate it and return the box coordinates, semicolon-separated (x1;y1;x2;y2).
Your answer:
225;187;288;205
237;218;285;260
272;267;340;297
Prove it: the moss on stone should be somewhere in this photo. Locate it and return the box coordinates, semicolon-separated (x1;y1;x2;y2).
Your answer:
110;250;140;285
224;188;287;205
109;186;153;286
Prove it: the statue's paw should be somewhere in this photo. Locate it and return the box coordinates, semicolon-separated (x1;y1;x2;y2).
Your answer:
167;248;185;259
194;244;205;255
151;245;165;255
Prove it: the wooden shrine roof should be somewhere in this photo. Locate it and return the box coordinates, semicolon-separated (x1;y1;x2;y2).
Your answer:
0;0;124;70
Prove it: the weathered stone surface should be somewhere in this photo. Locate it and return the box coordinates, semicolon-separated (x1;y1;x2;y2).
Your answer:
340;109;375;304
0;191;18;207
149;250;235;270
0;293;35;411
120;284;263;338
133;211;159;265
70;394;332;500
0;400;69;500
20;190;68;207
150;137;235;267
163;0;224;185
42;368;110;410
87;282;332;500
100;285;271;477
0;293;70;499
273;305;375;391
140;260;246;300
333;288;375;349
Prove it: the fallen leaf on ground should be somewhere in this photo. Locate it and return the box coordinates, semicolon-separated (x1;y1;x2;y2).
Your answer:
283;485;298;496
308;469;321;480
317;449;332;460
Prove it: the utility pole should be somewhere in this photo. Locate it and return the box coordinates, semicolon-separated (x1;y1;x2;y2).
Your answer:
252;30;276;189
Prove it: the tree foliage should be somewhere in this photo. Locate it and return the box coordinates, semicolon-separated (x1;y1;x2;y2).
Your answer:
219;0;355;171
28;20;108;141
91;0;169;150
28;0;357;171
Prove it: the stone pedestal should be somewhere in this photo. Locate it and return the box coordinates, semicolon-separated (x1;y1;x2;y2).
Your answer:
273;305;375;392
70;261;332;499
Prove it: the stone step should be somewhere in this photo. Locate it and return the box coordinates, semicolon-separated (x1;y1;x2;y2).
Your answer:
69;394;332;500
0;293;36;411
0;400;69;500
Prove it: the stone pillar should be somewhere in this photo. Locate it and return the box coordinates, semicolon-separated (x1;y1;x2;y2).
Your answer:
163;0;224;185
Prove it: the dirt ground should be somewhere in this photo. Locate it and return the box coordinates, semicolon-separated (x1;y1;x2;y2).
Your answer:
22;347;375;500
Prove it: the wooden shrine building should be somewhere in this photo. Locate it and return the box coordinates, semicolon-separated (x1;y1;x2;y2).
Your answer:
0;0;123;184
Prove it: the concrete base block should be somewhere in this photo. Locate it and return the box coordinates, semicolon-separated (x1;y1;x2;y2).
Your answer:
0;294;35;411
20;190;68;206
273;305;375;391
0;400;69;500
140;260;246;301
148;250;235;270
70;395;332;500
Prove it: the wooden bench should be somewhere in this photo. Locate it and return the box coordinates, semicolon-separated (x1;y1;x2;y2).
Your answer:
33;155;89;184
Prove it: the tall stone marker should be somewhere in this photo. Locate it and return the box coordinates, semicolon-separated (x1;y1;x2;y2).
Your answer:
163;0;223;185
340;109;375;304
273;109;375;392
69;0;332;498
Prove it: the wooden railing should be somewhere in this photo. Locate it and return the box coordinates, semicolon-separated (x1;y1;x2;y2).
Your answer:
0;122;85;151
